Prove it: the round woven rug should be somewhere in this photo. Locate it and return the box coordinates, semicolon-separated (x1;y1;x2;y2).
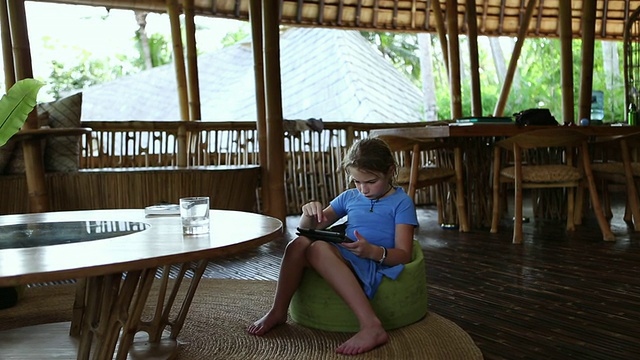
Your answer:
0;279;482;359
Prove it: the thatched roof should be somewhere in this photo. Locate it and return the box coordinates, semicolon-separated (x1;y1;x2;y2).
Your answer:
80;27;424;122
31;0;640;41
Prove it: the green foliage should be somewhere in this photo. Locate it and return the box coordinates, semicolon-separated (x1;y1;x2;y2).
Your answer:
0;79;44;147
47;50;137;100
133;32;173;69
221;27;250;47
44;22;246;100
361;31;421;87
365;32;625;122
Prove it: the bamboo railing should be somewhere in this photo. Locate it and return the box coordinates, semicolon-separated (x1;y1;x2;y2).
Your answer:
78;121;433;215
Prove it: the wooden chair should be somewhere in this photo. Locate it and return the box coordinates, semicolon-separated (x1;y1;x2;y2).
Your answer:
588;131;640;230
490;128;614;243
374;134;469;232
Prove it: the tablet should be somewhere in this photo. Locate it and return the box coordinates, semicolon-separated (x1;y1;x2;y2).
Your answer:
296;227;355;243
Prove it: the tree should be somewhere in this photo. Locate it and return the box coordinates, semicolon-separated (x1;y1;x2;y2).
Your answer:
362;31;626;122
417;33;437;120
47;51;137;100
360;31;421;87
135;11;153;70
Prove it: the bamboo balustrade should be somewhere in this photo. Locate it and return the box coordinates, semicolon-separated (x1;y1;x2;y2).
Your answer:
0;121;452;216
77;121;438;215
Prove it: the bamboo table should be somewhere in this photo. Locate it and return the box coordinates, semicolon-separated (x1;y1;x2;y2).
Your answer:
371;123;640;229
0;209;283;359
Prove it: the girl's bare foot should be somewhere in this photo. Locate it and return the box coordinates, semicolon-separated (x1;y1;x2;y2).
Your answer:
335;326;388;355
247;311;287;336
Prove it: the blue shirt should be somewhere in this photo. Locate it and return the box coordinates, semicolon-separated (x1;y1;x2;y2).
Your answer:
329;186;418;298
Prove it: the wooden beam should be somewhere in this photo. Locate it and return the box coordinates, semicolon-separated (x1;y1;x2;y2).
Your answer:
446;0;462;119
184;0;202;121
559;0;575;124
166;0;189;122
578;0;597;122
7;0;48;213
1;0;15;91
494;0;537;116
166;0;189;166
430;0;449;75
466;0;482;116
262;0;286;222
249;0;269;214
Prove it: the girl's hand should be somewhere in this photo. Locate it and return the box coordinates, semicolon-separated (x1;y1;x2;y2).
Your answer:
341;230;378;260
301;201;326;224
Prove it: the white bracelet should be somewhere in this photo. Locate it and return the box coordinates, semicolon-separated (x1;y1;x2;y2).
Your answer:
378;246;387;265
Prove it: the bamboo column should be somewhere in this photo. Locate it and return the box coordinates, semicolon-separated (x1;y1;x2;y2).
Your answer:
262;0;287;222
493;0;537;116
466;0;482;116
558;0;575;124
445;0;462;119
183;0;202;121
578;0;597;122
1;0;15;91
430;0;449;75
249;0;270;215
7;0;48;213
166;0;189;166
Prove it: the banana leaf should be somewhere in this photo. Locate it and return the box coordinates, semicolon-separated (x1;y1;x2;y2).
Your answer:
0;79;44;147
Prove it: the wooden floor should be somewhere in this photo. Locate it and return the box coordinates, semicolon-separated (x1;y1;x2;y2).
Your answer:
202;199;640;360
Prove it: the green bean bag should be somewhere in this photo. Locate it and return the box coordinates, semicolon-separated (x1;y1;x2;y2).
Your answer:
289;240;428;332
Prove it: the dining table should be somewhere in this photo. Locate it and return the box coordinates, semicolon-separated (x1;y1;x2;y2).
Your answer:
370;122;640;229
0;209;283;359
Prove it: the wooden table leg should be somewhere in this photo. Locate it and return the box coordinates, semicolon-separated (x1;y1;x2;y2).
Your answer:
70;259;210;359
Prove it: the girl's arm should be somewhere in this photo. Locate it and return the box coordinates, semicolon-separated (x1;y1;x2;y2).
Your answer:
383;223;414;265
348;223;414;265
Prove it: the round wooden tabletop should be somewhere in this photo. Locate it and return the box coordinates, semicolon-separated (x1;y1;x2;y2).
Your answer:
0;209;283;286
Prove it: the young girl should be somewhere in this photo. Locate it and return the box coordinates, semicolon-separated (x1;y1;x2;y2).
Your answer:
247;137;418;355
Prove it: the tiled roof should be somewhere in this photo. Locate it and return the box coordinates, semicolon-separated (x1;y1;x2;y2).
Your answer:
81;27;423;123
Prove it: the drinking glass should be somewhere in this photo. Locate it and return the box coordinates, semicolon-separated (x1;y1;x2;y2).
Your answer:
179;197;210;235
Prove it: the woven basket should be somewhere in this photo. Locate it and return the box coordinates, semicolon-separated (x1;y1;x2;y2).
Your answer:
289;240;428;332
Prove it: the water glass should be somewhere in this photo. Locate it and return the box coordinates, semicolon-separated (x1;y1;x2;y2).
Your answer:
179;197;210;235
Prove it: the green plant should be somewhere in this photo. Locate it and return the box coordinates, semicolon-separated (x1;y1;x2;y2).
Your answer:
0;78;44;147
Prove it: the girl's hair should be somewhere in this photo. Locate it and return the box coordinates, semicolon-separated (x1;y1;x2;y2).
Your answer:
341;137;397;178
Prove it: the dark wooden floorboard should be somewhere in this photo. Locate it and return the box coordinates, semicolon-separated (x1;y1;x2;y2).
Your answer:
202;202;640;360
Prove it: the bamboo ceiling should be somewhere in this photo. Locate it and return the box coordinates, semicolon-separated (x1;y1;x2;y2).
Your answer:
29;0;640;41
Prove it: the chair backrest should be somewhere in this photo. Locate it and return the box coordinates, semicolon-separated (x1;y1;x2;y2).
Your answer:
374;134;449;186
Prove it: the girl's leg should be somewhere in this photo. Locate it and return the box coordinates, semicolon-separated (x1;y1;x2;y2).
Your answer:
247;236;312;335
306;241;388;355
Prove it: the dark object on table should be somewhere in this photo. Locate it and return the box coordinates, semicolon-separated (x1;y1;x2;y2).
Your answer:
513;108;558;126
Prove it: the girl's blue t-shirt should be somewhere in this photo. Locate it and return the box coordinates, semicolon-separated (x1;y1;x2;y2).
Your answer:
329;186;418;298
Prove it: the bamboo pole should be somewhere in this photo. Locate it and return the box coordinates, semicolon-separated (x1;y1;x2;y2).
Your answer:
7;0;48;212
559;0;575;124
166;0;189;166
430;0;449;76
1;0;15;91
494;0;537;116
166;0;189;122
466;0;482;116
578;0;597;122
262;0;287;222
249;0;269;214
183;0;201;121
445;0;462;119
